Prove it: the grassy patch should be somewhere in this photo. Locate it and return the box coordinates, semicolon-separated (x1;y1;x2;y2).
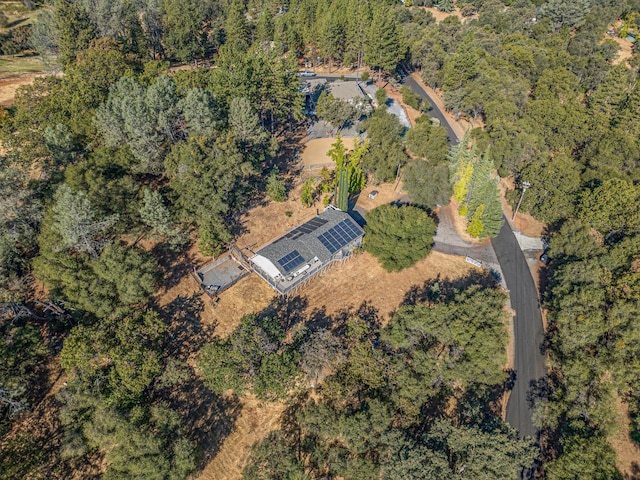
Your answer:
0;55;43;74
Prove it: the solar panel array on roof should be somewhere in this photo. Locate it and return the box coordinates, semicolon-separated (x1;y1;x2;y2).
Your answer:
317;219;361;254
278;217;329;242
278;250;305;273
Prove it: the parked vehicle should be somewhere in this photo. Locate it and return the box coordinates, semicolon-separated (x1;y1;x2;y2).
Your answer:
300;70;316;77
368;190;379;199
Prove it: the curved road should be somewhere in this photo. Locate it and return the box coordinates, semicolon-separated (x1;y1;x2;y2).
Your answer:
400;74;546;459
493;219;547;438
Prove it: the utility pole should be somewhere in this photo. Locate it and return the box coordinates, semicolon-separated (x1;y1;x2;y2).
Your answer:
512;181;531;221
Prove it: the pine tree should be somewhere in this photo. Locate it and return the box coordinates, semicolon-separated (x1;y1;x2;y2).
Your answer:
344;0;371;68
300;179;316;207
266;168;287;202
255;8;275;44
327;133;347;170
437;0;455;13
139;188;180;237
449;131;475;206
364;4;405;84
467;204;485;238
449;138;504;237
478;181;504;237
467;149;494;214
53;0;97;67
225;0;250;51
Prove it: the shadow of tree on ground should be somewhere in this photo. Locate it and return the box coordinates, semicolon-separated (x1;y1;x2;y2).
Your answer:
160;374;241;473
159;293;212;361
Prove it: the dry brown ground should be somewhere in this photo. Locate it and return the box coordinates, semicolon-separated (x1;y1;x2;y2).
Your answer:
414;6;478;23
192;250;478;480
411;7;478;23
302;250;477;323
204;275;275;338
301;136;356;169
235;185;326;250
0;71;43;105
609;395;640;479
357;181;405;210
197;394;285;480
611;36;634;66
501;304;517;420
498;177;547;237
300;64;367;75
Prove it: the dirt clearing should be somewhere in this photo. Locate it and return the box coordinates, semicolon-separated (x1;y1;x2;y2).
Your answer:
197;394;285;480
204;275;275;338
356;181;404;211
301;136;356;170
609;395;640;478
412;6;478;23
0;70;45;106
611;37;634;66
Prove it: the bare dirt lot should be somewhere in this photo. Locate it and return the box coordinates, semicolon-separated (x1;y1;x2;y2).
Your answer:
301;136;356;170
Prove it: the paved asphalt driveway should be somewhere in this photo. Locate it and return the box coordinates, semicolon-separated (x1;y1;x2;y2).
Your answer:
400;73;546;462
493;220;547;440
400;75;459;146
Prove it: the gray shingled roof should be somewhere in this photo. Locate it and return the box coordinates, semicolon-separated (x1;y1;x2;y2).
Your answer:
328;80;366;101
255;208;364;277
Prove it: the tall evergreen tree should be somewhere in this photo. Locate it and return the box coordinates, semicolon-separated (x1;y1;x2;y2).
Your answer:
225;0;250;51
364;4;405;84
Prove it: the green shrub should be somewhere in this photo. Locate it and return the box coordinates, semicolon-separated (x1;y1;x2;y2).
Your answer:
364;204;436;272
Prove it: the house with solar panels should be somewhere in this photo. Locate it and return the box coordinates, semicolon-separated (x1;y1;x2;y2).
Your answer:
248;206;365;295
